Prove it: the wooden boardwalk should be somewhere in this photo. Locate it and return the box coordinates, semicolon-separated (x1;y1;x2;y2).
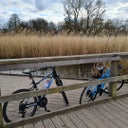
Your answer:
0;75;128;128
21;97;128;128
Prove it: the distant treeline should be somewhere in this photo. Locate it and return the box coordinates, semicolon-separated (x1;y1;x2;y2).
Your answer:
0;0;128;36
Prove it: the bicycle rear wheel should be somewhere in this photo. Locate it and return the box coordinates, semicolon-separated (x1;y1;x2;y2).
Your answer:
103;80;124;94
79;86;98;104
3;89;37;122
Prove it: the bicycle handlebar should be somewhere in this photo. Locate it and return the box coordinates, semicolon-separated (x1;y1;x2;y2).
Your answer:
23;66;56;74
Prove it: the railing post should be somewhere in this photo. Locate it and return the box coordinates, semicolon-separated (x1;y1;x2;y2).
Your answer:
0;88;4;128
109;61;119;97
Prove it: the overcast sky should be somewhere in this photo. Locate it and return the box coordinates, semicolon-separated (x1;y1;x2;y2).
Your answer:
0;0;128;27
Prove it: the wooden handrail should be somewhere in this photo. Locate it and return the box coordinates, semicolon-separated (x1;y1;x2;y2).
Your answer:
1;52;128;71
0;75;128;103
0;52;128;127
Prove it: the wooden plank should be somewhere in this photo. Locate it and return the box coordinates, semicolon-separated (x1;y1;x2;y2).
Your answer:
0;88;4;128
0;52;122;66
67;112;88;128
74;110;99;128
1;74;128;103
109;61;119;97
0;57;120;71
59;113;77;128
33;121;45;128
115;99;128;110
81;108;109;128
102;103;128;126
120;52;128;60
119;97;128;105
1;52;128;71
16;126;24;128
42;119;56;128
23;124;34;128
79;108;100;128
95;104;128;128
109;99;128;114
106;102;128;122
51;116;67;128
90;106;119;128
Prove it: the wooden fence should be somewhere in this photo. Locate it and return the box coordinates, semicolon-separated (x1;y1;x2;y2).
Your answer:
0;52;128;128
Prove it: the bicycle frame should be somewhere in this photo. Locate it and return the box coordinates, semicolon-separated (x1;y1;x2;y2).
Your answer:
30;70;54;90
86;68;110;100
22;67;59;111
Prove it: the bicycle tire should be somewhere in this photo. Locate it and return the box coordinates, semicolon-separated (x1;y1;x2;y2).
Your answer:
79;87;87;104
3;89;37;122
79;86;98;104
61;91;69;105
103;80;124;94
55;78;69;105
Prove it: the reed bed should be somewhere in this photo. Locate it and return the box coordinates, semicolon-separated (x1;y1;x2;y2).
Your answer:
0;35;128;59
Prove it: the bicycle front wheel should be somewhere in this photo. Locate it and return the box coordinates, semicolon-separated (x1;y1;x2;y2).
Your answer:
55;78;69;105
3;89;37;122
61;91;69;105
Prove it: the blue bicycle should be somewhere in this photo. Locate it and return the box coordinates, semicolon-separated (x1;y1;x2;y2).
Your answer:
3;66;69;122
79;65;124;104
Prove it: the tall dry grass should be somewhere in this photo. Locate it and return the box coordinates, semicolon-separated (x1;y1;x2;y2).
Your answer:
0;35;128;59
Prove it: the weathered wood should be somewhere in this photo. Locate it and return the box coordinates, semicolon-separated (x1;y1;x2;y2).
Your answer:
81;108;109;128
4;93;128;128
94;104;128;128
24;123;34;128
101;104;128;127
74;110;99;128
59;113;78;128
67;112;88;128
0;52;122;71
0;88;4;128
109;61;119;97
90;107;118;128
0;57;120;71
0;52;121;65
51;116;66;128
0;74;128;103
1;52;128;128
43;119;56;128
33;121;45;128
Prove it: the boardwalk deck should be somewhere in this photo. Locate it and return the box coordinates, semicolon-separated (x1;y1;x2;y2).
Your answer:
0;75;128;128
7;97;128;128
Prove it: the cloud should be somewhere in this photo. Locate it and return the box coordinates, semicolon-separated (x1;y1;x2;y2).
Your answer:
0;0;128;27
35;0;44;11
104;0;128;20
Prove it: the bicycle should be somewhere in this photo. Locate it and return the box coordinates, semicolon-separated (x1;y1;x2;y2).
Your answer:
79;64;125;104
3;66;69;122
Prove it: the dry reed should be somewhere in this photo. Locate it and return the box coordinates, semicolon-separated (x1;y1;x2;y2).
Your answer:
0;35;128;59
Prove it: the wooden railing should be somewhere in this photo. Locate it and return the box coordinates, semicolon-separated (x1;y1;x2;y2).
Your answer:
0;52;128;128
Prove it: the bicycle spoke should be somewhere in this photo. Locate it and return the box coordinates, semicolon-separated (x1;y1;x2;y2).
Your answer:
3;89;37;122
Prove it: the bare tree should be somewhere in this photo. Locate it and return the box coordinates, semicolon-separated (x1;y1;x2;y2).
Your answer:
7;14;21;32
82;0;105;35
28;18;48;33
62;0;84;32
